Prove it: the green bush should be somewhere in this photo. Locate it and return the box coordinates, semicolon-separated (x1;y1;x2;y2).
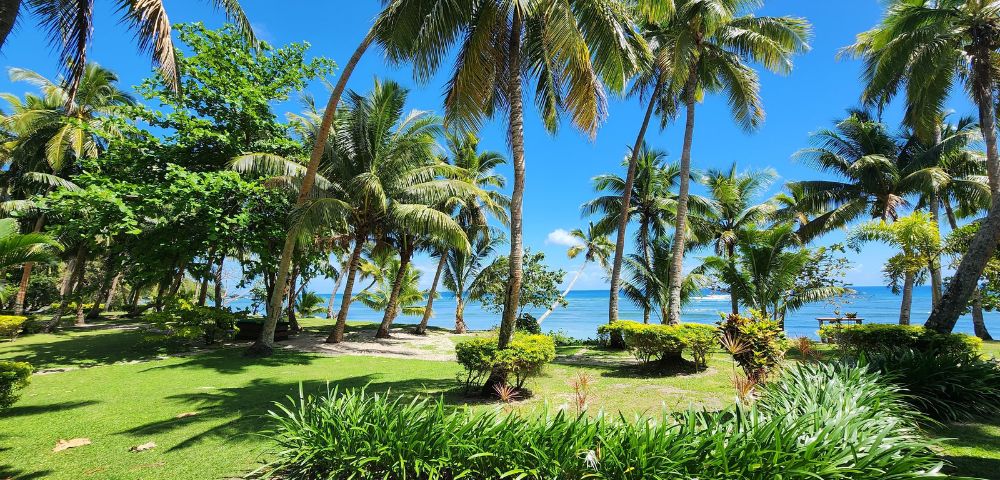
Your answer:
820;323;980;356
0;361;32;410
455;333;555;391
599;321;717;368
515;313;541;334
718;313;788;381
865;348;1000;422
144;300;244;348
0;315;26;341
262;362;940;479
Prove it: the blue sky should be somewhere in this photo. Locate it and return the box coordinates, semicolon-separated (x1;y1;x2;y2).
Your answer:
0;1;977;292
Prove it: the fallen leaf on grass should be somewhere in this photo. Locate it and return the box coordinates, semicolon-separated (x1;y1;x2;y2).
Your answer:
53;438;90;452
129;442;156;452
175;412;198;418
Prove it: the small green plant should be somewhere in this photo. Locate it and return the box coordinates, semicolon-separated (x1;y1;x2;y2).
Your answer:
454;333;555;392
821;323;980;356
0;315;27;341
0;360;32;410
144;300;244;349
717;312;788;382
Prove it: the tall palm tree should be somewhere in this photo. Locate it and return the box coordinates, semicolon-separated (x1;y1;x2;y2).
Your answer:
443;230;504;334
537;222;612;324
415;132;508;335
700;163;776;313
623;234;705;323
849;212;941;325
790;111;912;241
652;0;811;324
379;0;647;350
0;0;253;105
771;182;821;229
848;0;1000;333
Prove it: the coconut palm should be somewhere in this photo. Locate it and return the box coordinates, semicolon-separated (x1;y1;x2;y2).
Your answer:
0;0;253;105
770;182;821;229
651;0;811;324
295;291;327;318
415;132;509;335
379;0;647;350
699;163;776;313
622;234;706;324
847;0;1000;333
444;230;504;334
357;255;430;320
0;217;60;271
790;111;912;241
537;222;612;324
704;224;846;326
849;212;941;325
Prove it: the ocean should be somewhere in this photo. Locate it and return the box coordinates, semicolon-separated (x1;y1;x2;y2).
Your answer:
230;286;994;340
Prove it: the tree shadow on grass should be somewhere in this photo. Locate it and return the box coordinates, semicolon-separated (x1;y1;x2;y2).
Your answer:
2;400;100;419
0;464;52;480
0;329;162;370
119;374;459;452
138;347;318;375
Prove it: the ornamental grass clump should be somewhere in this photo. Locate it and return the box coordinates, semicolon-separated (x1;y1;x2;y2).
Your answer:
261;362;943;479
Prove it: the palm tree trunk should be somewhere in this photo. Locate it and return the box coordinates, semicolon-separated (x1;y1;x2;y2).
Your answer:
538;260;588;324
286;263;300;333
376;246;413;339
13;214;46;315
899;271;915;325
249;31;375;357
328;235;365;343
609;85;661;325
326;257;348;319
727;245;739;315
48;244;87;331
416;253;446;335
926;51;1000;333
666;71;699;325
496;9;524;351
640;219;653;324
214;255;224;308
928;194;943;307
104;272;123;313
971;290;992;340
454;295;467;334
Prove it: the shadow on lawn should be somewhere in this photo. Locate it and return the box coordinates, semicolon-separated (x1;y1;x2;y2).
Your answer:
3;400;100;418
138;347;318;375
0;329;159;370
0;464;52;480
120;374;459;452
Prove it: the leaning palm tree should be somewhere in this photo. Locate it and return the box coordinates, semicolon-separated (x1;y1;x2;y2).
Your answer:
0;0;253;105
537;222;612;324
849;212;941;325
847;0;1000;333
652;0;811;324
700;163;776;314
379;0;647;350
790;110;912;241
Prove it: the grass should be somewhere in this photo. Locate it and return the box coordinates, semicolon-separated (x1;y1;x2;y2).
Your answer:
0;319;997;479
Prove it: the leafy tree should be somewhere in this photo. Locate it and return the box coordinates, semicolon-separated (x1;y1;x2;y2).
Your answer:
0;0;254;104
472;249;566;328
649;0;810;324
537;222;612;324
849;0;1000;333
943;222;996;339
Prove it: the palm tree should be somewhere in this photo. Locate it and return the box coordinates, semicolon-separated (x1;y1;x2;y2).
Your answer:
849;212;941;325
0;217;60;274
0;0;253;105
700;163;776;314
848;0;1000;333
380;0;647;350
652;0;811;324
790;111;912;241
537;222;612;324
704;224;846;326
295;291;327;318
358;255;430;321
415;132;508;335
1;64;130;315
771;182;821;228
444;231;504;334
622;234;705;323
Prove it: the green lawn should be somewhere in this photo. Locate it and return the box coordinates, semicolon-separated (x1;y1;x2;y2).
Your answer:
0;321;997;479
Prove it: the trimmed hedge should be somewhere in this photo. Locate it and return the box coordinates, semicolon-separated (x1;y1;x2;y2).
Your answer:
820;324;981;356
599;321;717;367
455;333;556;390
0;315;26;341
0;360;32;410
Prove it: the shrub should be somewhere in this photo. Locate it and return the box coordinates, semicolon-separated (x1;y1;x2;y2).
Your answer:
144;300;244;349
596;321;627;347
820;323;980;356
455;333;555;391
718;313;788;381
515;313;541;334
262;362;940;479
0;361;32;410
599;321;717;368
0;316;26;341
865;348;1000;421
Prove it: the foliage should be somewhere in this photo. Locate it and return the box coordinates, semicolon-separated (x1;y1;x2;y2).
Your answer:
865;348;1000;422
717;313;789;381
0;360;32;410
472;249;565;319
0;316;27;341
295;291;326;317
820;323;981;357
145;300;245;348
454;333;555;391
515;313;541;334
262;361;941;480
849;212;941;293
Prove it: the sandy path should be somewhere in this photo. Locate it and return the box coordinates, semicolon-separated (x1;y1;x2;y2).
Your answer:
280;327;459;361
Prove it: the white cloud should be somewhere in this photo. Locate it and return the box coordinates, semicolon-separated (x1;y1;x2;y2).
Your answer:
546;229;583;248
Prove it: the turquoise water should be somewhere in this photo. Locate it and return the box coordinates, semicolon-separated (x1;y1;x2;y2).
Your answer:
231;286;994;340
